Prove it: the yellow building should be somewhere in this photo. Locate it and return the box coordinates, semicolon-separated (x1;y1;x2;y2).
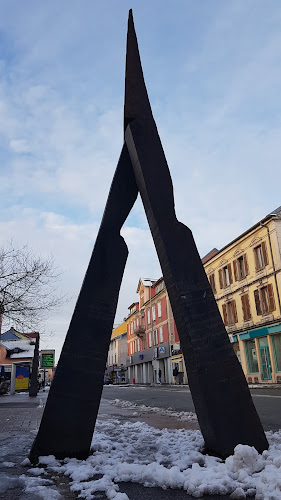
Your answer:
204;207;281;384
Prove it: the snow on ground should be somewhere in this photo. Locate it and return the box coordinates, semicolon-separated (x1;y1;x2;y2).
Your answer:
1;400;281;499
31;420;281;499
110;398;197;422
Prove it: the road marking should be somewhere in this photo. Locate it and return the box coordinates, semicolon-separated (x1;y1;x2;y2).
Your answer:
251;394;281;399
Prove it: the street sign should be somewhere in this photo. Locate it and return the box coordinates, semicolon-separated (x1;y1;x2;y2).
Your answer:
41;353;54;368
159;347;165;354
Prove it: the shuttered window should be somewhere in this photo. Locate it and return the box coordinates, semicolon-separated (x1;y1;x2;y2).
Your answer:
157;301;162;318
222;300;238;326
209;273;216;294
219;264;233;289
233;254;249;281
254;284;276;315
241;293;251;321
152;305;156;321
254;242;269;271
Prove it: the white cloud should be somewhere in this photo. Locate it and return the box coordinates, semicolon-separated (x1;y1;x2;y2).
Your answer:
1;0;281;357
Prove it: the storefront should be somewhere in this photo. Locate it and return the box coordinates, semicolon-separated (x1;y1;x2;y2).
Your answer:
232;322;281;384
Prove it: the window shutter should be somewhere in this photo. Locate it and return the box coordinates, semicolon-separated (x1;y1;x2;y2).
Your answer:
222;304;228;326
209;273;216;294
244;254;249;276
254;290;262;315
241;294;246;321
268;283;276;312
233;260;238;281
219;269;223;289
231;300;238;323
242;294;251;321
262;241;269;266
228;264;233;284
254;248;259;270
245;293;251;320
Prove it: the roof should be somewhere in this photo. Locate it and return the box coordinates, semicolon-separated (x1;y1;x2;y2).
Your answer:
202;205;281;265
1;327;29;342
202;248;219;264
136;277;157;293
128;302;138;310
111;321;127;340
1;339;35;359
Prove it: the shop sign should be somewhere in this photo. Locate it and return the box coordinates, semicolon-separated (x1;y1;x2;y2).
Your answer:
159;347;165;354
41;352;54;368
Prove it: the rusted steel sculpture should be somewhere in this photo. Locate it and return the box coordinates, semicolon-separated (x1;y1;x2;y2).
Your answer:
30;10;268;462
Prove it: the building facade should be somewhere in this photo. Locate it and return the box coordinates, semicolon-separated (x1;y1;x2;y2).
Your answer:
126;278;187;384
204;207;281;384
106;322;128;383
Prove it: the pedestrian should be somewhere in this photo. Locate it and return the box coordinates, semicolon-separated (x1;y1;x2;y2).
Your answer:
158;369;162;384
173;365;179;384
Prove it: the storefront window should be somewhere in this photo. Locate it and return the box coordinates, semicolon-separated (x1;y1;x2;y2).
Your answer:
273;334;281;372
245;339;259;373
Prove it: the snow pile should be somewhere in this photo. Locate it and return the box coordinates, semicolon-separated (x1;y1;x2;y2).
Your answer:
110;398;197;422
29;419;281;500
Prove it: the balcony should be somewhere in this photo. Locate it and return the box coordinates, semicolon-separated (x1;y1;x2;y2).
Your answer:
134;326;145;338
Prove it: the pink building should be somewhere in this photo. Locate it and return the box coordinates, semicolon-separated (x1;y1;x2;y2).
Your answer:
126;278;181;384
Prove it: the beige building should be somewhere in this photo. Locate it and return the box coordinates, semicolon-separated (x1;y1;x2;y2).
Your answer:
204;207;281;384
106;322;128;383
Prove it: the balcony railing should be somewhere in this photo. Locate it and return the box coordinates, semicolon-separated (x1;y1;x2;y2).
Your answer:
134;326;145;337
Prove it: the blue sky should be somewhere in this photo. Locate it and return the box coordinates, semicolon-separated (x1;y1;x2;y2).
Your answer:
1;1;281;355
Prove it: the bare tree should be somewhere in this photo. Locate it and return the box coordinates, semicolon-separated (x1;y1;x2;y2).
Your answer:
0;241;65;333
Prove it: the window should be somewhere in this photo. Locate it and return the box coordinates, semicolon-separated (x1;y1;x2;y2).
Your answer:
156;281;165;293
254;284;276;315
241;293;251;321
159;326;164;343
152;305;156;321
114;354;116;363
137;339;140;351
148;331;152;347
219;264;233;289
157;302;162;318
153;329;158;345
140;291;144;306
245;339;259;373
233;254;249;281
222;300;238;326
254;242;268;271
209;273;216;294
273;334;281;372
147;310;151;324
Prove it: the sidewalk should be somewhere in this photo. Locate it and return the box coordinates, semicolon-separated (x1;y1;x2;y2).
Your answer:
0;390;280;499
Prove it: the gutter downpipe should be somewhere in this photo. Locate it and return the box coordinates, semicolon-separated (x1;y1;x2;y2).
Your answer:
260;220;281;316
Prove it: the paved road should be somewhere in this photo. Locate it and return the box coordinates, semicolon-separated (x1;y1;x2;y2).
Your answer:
102;384;281;431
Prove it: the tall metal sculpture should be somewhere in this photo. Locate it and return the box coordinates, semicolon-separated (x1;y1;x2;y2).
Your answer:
30;10;268;462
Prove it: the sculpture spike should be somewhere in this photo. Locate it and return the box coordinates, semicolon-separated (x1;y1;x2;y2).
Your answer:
124;9;153;134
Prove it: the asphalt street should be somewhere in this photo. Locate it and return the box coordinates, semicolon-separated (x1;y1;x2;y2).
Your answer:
102;384;281;432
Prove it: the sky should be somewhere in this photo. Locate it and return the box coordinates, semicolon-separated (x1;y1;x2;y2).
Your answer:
1;0;281;357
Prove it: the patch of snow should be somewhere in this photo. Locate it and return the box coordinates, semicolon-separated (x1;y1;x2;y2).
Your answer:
33;418;281;500
1;461;15;468
22;457;31;466
20;474;61;499
110;398;197;422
